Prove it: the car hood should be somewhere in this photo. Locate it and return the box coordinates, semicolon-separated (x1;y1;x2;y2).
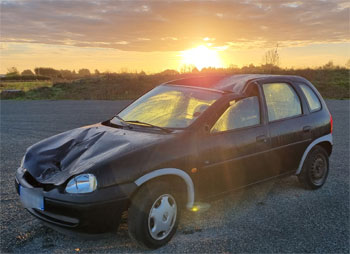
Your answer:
23;123;171;185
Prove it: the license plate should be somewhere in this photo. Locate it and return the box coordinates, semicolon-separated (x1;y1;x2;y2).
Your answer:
19;184;44;210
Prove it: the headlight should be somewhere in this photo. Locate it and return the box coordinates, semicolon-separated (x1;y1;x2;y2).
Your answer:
65;174;97;194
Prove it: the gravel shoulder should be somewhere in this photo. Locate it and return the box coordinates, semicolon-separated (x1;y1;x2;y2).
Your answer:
1;99;349;253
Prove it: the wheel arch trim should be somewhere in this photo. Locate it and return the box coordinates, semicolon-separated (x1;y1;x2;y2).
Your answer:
296;133;333;175
134;168;194;209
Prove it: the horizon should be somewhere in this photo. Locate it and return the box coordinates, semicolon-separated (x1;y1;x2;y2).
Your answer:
1;0;349;74
2;60;349;77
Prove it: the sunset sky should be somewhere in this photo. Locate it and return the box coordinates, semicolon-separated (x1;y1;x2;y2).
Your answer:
1;0;349;73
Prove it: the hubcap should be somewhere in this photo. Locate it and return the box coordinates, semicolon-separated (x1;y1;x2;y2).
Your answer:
310;154;327;185
148;194;177;240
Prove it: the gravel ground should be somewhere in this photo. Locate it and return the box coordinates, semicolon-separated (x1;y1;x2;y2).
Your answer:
1;99;349;253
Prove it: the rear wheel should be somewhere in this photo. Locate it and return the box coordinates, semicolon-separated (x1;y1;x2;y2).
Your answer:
298;145;329;189
128;181;181;249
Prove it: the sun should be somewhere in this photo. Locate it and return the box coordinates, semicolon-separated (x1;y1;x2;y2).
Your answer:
181;45;222;70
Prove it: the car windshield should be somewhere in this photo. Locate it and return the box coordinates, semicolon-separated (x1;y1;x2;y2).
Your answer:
111;85;221;129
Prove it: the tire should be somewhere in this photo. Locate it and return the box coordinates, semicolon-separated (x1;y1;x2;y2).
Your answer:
298;145;329;190
128;181;181;249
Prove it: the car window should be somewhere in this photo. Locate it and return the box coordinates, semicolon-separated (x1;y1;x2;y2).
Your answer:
211;96;260;132
263;83;302;121
299;84;321;112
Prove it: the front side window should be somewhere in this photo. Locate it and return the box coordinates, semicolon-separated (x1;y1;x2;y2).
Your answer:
299;84;321;112
113;85;221;128
263;83;302;121
211;96;260;133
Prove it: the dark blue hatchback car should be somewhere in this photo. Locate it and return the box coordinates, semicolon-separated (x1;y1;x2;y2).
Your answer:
16;74;333;248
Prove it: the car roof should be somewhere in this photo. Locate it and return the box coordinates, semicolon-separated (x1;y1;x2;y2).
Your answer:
165;74;307;94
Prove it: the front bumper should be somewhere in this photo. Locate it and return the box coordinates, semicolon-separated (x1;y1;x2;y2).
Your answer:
15;167;137;233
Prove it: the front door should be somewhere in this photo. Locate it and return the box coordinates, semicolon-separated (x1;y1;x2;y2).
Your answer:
195;92;270;199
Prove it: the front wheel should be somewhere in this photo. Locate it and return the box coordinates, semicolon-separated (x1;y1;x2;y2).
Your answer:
128;181;180;249
298;145;329;189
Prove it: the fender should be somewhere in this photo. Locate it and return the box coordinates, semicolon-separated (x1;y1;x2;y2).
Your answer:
134;168;194;209
296;134;333;175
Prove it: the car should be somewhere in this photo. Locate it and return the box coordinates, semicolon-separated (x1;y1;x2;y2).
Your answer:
15;74;333;249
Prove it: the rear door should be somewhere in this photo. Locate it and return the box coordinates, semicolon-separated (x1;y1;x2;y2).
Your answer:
260;81;312;175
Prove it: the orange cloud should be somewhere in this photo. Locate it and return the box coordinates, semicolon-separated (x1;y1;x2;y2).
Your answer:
1;0;349;52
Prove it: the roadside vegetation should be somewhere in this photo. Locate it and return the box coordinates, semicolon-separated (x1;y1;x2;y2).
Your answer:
0;81;53;92
1;62;349;100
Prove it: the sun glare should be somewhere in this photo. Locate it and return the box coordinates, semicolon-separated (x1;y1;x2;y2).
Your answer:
181;45;222;70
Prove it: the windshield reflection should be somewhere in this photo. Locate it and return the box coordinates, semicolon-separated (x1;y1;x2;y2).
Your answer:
112;85;221;129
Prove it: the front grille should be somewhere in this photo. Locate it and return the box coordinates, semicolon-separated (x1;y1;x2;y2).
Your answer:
23;172;55;191
23;172;43;187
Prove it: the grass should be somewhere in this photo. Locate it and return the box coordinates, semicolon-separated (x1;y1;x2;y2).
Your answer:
1;69;349;100
0;81;53;92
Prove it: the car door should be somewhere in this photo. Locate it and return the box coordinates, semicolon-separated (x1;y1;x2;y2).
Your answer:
195;86;270;199
259;81;312;176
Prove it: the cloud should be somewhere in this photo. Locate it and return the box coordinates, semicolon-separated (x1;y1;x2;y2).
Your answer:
1;0;349;52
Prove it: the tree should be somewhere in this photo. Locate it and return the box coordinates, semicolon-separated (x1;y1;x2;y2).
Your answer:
262;45;280;66
60;69;74;79
322;61;335;70
159;69;179;75
6;67;19;76
191;67;200;73
180;64;196;73
228;64;239;69
78;68;91;77
248;63;255;68
94;69;100;75
345;59;350;69
120;67;129;73
21;69;34;76
34;67;61;77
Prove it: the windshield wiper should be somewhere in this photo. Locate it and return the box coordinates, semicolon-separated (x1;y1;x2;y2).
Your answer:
124;120;172;133
115;115;126;123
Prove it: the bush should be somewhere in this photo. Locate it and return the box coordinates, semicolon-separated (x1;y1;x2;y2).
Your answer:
0;75;51;81
0;90;25;99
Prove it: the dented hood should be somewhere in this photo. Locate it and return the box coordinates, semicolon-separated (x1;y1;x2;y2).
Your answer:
23;123;169;185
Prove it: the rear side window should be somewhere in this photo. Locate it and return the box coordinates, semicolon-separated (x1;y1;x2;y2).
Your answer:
263;83;302;121
211;96;260;132
299;84;321;112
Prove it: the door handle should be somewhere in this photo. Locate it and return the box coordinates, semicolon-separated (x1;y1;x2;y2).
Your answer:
303;126;311;133
256;135;267;143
